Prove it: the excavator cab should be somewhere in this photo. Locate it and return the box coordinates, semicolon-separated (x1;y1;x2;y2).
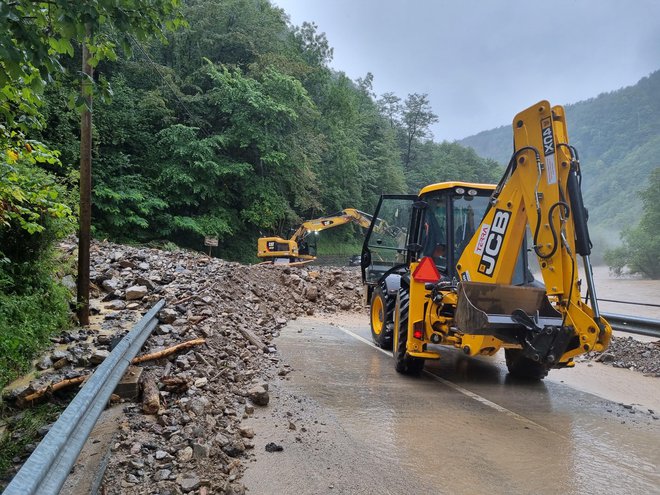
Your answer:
361;184;532;292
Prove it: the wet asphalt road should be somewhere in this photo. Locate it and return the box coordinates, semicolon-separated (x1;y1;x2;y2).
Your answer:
243;316;660;495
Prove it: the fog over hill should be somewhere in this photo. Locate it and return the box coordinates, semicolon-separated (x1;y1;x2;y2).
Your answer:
459;70;660;244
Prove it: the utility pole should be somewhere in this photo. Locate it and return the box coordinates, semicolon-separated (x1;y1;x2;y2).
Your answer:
77;25;93;326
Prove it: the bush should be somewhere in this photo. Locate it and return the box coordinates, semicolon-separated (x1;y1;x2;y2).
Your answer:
1;139;76;388
0;278;70;389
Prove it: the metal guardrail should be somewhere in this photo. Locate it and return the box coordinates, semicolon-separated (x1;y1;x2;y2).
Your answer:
602;312;660;338
4;299;165;495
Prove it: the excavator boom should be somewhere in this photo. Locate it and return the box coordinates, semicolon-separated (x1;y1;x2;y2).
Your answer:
257;208;373;264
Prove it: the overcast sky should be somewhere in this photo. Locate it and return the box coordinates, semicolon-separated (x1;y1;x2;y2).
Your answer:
273;0;660;141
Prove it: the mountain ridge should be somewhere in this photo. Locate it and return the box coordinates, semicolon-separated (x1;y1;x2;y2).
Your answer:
458;69;660;237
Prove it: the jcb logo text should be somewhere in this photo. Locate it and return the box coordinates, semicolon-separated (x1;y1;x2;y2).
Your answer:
477;209;511;277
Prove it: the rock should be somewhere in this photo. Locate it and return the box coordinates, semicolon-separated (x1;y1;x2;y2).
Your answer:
89;300;102;315
52;349;68;361
107;300;127;311
36;356;53;370
238;427;255;439
223;440;246;457
53;357;69;370
102;278;120;292
158;308;178;324
304;286;318;302
194;377;208;388
154;469;171;481
125;285;148;300
596;352;615;363
187;397;210;416
178;474;201;492
192;442;209;459
155;450;171;460
343;282;355;290
155;324;174;335
247;385;269;406
177;446;193;462
264;442;283;452
90;349;110;365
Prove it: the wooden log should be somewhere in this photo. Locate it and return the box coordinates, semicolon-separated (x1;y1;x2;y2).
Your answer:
140;371;160;414
238;327;269;353
18;375;89;407
131;338;206;364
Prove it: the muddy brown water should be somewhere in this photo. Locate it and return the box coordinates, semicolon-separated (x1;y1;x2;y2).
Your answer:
243;316;660;495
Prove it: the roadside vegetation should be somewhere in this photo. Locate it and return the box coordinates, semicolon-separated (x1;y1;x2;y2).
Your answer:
604;167;660;279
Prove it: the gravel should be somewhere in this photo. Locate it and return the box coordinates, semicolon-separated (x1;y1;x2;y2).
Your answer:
585;336;660;377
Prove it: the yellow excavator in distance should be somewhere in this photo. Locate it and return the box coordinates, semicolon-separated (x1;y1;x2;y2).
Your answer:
257;208;374;265
361;101;611;379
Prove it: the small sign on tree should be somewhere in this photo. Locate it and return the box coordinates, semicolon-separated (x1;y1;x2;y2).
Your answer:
204;237;219;247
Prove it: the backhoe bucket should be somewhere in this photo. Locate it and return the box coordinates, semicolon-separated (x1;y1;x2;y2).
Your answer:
455;281;552;334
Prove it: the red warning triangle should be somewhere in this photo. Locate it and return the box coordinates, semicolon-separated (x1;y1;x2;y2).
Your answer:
412;256;440;283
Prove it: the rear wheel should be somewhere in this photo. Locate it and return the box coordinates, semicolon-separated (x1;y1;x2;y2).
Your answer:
505;349;549;380
393;288;424;375
370;285;394;349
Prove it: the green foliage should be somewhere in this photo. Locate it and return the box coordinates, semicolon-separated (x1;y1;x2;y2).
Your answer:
406;141;502;193
1;140;74;235
0;403;64;485
25;0;504;262
604;168;660;279
0;278;70;389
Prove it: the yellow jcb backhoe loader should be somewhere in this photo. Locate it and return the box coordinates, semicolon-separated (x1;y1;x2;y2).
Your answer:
258;208;373;264
361;101;611;379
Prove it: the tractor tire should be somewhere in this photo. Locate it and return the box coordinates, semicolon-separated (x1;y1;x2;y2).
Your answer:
370;284;394;350
505;349;549;380
393;288;424;375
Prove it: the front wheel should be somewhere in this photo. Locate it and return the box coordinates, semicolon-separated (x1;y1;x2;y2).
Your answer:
393;288;424;375
370;285;394;349
505;349;549;380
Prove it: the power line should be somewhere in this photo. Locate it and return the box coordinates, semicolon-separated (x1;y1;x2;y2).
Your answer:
126;34;209;136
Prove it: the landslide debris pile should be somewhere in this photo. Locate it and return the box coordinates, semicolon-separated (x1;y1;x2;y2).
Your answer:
91;241;363;494
4;241;363;494
588;336;660;377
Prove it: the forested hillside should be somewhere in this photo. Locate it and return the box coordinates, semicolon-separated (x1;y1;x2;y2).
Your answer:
26;0;499;261
459;70;660;237
0;0;501;386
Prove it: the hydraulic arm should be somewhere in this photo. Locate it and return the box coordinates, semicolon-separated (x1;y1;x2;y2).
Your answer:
455;101;611;365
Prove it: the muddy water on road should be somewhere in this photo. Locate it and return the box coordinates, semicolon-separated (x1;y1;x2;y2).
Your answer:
245;317;660;495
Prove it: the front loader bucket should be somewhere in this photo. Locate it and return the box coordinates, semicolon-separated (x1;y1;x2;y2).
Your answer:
455;282;553;334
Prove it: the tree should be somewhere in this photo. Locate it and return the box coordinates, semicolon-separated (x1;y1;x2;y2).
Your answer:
604;167;660;279
400;93;438;168
1;0;184;323
377;92;402;129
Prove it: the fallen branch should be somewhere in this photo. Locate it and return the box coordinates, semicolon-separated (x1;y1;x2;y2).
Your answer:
238;327;269;353
131;338;206;364
18;375;89;407
160;375;190;393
